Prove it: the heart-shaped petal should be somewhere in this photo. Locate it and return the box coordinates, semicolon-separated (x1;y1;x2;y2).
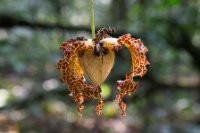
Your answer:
79;49;115;86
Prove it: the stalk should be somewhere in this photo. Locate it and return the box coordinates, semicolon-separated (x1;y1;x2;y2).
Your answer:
90;0;95;39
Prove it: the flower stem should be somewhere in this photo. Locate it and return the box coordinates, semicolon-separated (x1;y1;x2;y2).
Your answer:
90;0;95;39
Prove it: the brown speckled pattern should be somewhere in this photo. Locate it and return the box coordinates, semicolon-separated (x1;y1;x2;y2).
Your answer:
57;39;103;117
57;32;149;118
116;34;149;118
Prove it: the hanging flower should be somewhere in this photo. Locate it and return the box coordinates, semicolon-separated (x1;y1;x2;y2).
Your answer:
57;27;149;118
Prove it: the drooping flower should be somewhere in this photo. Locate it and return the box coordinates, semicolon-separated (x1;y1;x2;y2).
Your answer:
57;27;149;118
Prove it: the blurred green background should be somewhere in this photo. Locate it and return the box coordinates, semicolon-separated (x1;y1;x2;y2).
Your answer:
0;0;200;133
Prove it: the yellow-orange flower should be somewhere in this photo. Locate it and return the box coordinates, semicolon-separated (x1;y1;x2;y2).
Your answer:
57;28;149;118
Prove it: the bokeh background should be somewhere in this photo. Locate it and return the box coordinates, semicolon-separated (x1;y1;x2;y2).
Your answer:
0;0;200;133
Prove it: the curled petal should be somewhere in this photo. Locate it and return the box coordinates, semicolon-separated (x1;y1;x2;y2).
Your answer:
116;34;149;117
118;34;149;78
116;79;138;118
57;38;104;117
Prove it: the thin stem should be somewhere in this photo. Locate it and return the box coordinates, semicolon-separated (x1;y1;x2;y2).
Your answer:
90;0;95;39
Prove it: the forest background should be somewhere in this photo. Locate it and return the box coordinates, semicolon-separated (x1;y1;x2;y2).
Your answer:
0;0;200;133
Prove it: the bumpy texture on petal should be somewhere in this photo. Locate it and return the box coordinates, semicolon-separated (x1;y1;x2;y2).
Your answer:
57;28;149;118
116;34;149;118
57;38;103;117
